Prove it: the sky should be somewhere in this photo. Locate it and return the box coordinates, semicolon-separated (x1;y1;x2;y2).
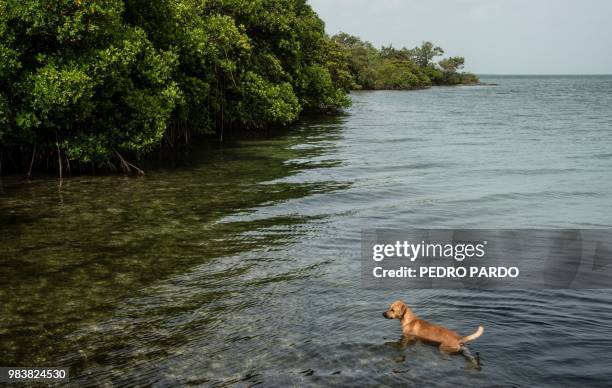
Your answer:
308;0;612;75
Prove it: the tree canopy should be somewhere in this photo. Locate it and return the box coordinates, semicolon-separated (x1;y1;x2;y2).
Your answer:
331;33;479;91
0;0;351;173
0;2;477;176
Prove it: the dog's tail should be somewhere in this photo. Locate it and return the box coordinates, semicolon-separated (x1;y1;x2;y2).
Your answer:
460;325;484;344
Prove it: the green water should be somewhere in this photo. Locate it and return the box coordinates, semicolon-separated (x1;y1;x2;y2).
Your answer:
0;120;347;367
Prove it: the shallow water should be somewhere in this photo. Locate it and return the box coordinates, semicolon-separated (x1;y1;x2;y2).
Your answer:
2;76;612;386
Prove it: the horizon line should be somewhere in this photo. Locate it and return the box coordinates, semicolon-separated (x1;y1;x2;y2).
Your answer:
477;73;612;76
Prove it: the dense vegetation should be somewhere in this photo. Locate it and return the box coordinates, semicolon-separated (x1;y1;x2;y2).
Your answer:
0;1;476;176
332;33;478;90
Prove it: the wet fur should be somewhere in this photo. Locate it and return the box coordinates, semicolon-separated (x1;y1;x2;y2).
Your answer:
383;300;484;360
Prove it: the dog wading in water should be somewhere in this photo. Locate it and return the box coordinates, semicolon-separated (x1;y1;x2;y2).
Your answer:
383;300;484;367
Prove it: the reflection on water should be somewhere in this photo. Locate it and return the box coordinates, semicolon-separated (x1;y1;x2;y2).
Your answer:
2;76;612;386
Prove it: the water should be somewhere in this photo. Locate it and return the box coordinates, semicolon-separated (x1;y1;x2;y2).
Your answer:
2;75;612;386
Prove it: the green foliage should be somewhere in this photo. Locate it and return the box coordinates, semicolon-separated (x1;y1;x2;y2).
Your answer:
439;56;465;73
0;1;478;174
200;0;351;112
2;0;180;165
0;0;351;173
331;32;379;90
0;94;9;142
333;33;479;90
234;71;300;127
373;60;430;90
437;56;478;85
410;42;444;68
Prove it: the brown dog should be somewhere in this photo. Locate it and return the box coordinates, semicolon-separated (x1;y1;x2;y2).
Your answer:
383;300;484;353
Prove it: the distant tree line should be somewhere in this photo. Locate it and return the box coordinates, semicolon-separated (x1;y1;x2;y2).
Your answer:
332;33;479;90
0;1;477;176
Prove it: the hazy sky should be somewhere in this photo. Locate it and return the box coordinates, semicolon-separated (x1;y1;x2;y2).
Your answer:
308;0;612;74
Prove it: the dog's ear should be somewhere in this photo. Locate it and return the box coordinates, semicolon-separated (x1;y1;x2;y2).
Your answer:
398;303;407;317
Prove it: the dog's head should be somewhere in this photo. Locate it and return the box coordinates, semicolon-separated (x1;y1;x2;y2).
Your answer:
382;300;412;320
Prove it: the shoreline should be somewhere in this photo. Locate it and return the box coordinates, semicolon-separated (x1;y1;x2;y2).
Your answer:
351;81;498;92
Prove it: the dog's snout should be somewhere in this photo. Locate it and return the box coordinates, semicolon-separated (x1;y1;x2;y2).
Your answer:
382;311;389;318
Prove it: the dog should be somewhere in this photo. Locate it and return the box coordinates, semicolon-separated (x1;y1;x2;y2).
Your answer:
383;300;484;365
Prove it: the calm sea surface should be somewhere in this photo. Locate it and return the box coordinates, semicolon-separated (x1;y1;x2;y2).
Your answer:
2;76;612;386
